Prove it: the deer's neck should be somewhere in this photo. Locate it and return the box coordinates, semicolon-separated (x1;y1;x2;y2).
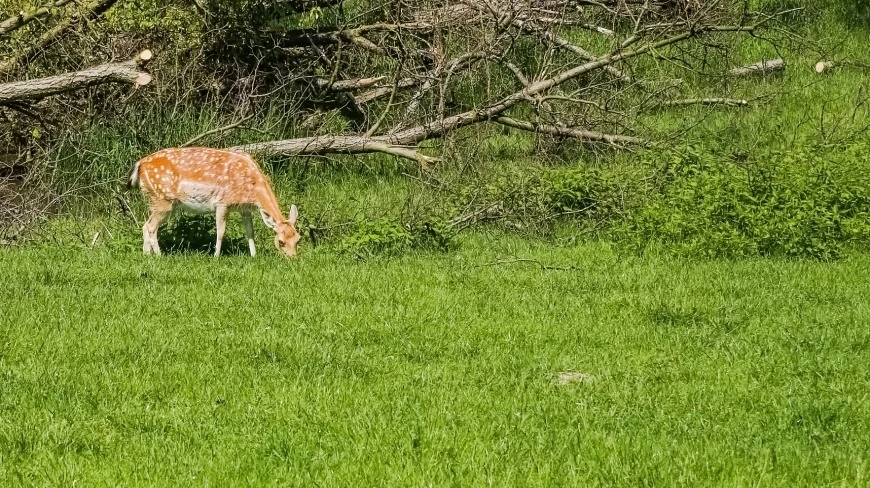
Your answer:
254;185;287;226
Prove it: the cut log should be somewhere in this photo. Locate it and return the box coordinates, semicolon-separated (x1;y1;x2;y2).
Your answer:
814;60;837;74
727;58;785;77
0;50;152;106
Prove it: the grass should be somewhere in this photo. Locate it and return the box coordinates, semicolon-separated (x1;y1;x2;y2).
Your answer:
2;3;870;485
1;235;869;485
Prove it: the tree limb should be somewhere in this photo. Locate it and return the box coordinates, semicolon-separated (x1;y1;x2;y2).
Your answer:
230;21;766;163
494;116;646;145
229;135;440;166
658;98;749;108
0;0;119;74
727;58;785;77
511;18;631;83
0;0;75;36
0;50;152;106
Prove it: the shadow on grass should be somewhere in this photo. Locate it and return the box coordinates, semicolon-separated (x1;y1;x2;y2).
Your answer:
157;214;249;256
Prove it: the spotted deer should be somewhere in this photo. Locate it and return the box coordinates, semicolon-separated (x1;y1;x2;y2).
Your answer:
128;147;301;257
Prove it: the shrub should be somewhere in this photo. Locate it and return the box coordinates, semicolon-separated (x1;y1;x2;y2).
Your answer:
338;218;456;258
616;145;870;260
448;164;629;235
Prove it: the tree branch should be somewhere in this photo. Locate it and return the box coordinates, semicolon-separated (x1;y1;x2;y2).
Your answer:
229;20;766;163
726;58;785;77
495;116;646;146
0;0;75;36
0;50;152;106
658;98;749;108
0;0;119;74
182;114;255;147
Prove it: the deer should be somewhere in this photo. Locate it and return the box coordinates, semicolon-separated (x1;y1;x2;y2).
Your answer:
127;147;301;257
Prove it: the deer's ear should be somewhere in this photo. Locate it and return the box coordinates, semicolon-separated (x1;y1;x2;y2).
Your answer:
260;208;278;230
288;204;298;225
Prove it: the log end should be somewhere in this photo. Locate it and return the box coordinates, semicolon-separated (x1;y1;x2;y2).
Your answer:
815;60;835;74
135;73;153;86
136;49;153;65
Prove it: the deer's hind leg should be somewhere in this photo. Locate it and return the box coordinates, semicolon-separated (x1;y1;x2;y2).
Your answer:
143;199;172;255
214;204;228;257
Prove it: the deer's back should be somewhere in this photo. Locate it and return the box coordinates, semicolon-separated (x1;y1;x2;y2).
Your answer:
136;148;267;211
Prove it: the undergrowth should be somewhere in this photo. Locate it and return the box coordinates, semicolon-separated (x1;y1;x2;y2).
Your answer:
616;143;870;260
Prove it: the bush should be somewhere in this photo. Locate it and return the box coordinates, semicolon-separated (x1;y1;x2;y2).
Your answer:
338;218;456;258
616;145;870;260
448;164;629;235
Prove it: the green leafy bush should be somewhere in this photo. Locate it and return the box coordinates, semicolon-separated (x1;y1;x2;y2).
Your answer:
449;165;629;234
616;145;870;260
338;218;456;258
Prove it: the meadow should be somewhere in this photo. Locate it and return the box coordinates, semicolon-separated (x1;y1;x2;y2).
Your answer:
2;1;870;486
1;236;869;486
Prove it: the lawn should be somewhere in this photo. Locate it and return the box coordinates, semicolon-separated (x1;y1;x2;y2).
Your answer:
1;236;868;486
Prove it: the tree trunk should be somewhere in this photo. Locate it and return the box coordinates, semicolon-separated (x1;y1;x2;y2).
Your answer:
0;50;152;106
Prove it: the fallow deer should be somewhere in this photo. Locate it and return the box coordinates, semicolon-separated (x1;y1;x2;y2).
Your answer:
128;147;300;257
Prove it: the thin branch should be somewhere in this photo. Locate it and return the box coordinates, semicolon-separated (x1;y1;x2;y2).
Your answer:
495;116;647;146
658;98;749;108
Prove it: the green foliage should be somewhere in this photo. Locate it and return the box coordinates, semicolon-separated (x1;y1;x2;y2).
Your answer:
104;0;201;39
449;164;630;235
338;217;456;257
617;145;870;260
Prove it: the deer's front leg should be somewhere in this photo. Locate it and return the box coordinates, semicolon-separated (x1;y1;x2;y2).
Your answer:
214;205;228;257
242;211;256;257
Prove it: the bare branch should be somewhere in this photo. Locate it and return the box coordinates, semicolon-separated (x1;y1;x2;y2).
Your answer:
658;98;749;108
495;116;647;145
511;18;631;83
182;114;255;147
230;135;440;166
231;20;768;163
313;76;386;92
727;58;785;77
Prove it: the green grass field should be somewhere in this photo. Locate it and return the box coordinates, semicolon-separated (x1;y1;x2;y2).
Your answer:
1;236;868;486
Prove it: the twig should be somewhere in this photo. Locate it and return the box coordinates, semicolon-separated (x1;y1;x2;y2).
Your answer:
182;114;255;147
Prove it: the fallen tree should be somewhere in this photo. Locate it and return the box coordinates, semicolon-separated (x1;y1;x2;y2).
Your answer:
229;7;771;165
0;50;152;106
